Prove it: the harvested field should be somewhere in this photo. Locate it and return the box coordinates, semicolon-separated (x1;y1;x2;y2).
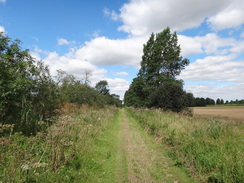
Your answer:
193;106;244;121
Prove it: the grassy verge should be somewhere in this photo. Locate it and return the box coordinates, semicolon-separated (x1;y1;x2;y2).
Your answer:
126;107;244;183
124;109;194;183
0;105;119;183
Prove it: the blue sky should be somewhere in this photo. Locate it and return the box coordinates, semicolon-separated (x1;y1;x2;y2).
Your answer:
1;0;244;101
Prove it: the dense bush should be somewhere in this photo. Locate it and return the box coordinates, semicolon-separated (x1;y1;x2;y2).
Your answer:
148;82;188;112
0;34;122;136
0;33;51;135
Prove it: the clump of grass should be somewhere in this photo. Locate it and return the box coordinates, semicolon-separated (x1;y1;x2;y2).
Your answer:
126;107;244;183
0;105;119;182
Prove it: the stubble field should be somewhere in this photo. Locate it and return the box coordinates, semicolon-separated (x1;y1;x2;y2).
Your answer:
193;106;244;121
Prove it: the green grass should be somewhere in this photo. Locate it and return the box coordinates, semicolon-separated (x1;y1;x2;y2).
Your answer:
124;109;194;183
126;107;244;183
2;106;243;182
0;106;119;183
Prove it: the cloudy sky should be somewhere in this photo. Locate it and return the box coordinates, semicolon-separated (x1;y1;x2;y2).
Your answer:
1;0;244;101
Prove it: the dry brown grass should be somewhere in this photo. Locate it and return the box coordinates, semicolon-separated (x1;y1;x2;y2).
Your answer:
193;106;244;121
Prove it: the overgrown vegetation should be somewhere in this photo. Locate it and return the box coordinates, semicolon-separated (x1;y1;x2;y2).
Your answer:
126;107;244;183
1;30;243;183
0;33;121;136
0;105;119;182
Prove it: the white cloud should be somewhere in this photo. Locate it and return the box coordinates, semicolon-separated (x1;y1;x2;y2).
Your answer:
230;41;244;54
32;0;244;100
43;51;107;82
30;47;42;61
103;8;120;21
75;36;146;67
107;78;130;99
115;0;231;36
195;33;236;55
180;55;244;83
240;32;244;38
185;82;244;101
115;72;128;76
178;33;236;56
0;0;6;3
207;0;244;30
57;38;71;46
0;26;5;34
178;35;203;56
31;47;129;99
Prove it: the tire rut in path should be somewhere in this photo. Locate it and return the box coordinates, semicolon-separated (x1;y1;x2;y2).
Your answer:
117;109;166;183
119;109;153;182
116;109;193;183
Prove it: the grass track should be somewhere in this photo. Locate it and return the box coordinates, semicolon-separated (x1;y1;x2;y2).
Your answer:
1;107;197;182
97;108;194;183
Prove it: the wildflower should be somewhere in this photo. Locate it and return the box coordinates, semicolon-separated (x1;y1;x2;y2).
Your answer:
32;162;48;168
21;164;30;172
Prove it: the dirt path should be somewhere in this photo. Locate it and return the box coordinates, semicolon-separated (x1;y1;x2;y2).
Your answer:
115;109;193;183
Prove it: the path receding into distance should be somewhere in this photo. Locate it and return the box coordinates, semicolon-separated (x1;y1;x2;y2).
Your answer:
101;108;194;183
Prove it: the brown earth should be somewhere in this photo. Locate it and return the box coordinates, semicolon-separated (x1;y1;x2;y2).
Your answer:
193;106;244;121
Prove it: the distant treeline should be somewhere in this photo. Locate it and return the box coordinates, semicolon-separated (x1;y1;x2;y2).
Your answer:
191;97;244;107
0;33;121;136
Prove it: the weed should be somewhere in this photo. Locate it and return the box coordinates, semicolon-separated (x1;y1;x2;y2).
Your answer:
127;107;244;183
0;106;119;182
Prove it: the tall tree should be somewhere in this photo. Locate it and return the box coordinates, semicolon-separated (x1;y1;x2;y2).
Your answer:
124;27;190;111
95;80;110;95
220;99;224;104
216;98;221;105
138;27;189;88
186;92;195;107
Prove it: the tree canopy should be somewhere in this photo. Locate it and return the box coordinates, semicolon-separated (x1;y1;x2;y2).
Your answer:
124;27;190;112
95;80;110;95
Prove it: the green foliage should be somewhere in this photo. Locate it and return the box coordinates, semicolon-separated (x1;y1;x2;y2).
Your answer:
0;106;119;182
148;81;188;112
186;92;195;107
95;80;109;95
57;71;122;107
33;61;59;121
206;97;215;105
216;98;225;105
124;27;190;112
0;34;122;136
195;97;207;107
124;77;148;107
0;33;40;135
139;28;189;82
